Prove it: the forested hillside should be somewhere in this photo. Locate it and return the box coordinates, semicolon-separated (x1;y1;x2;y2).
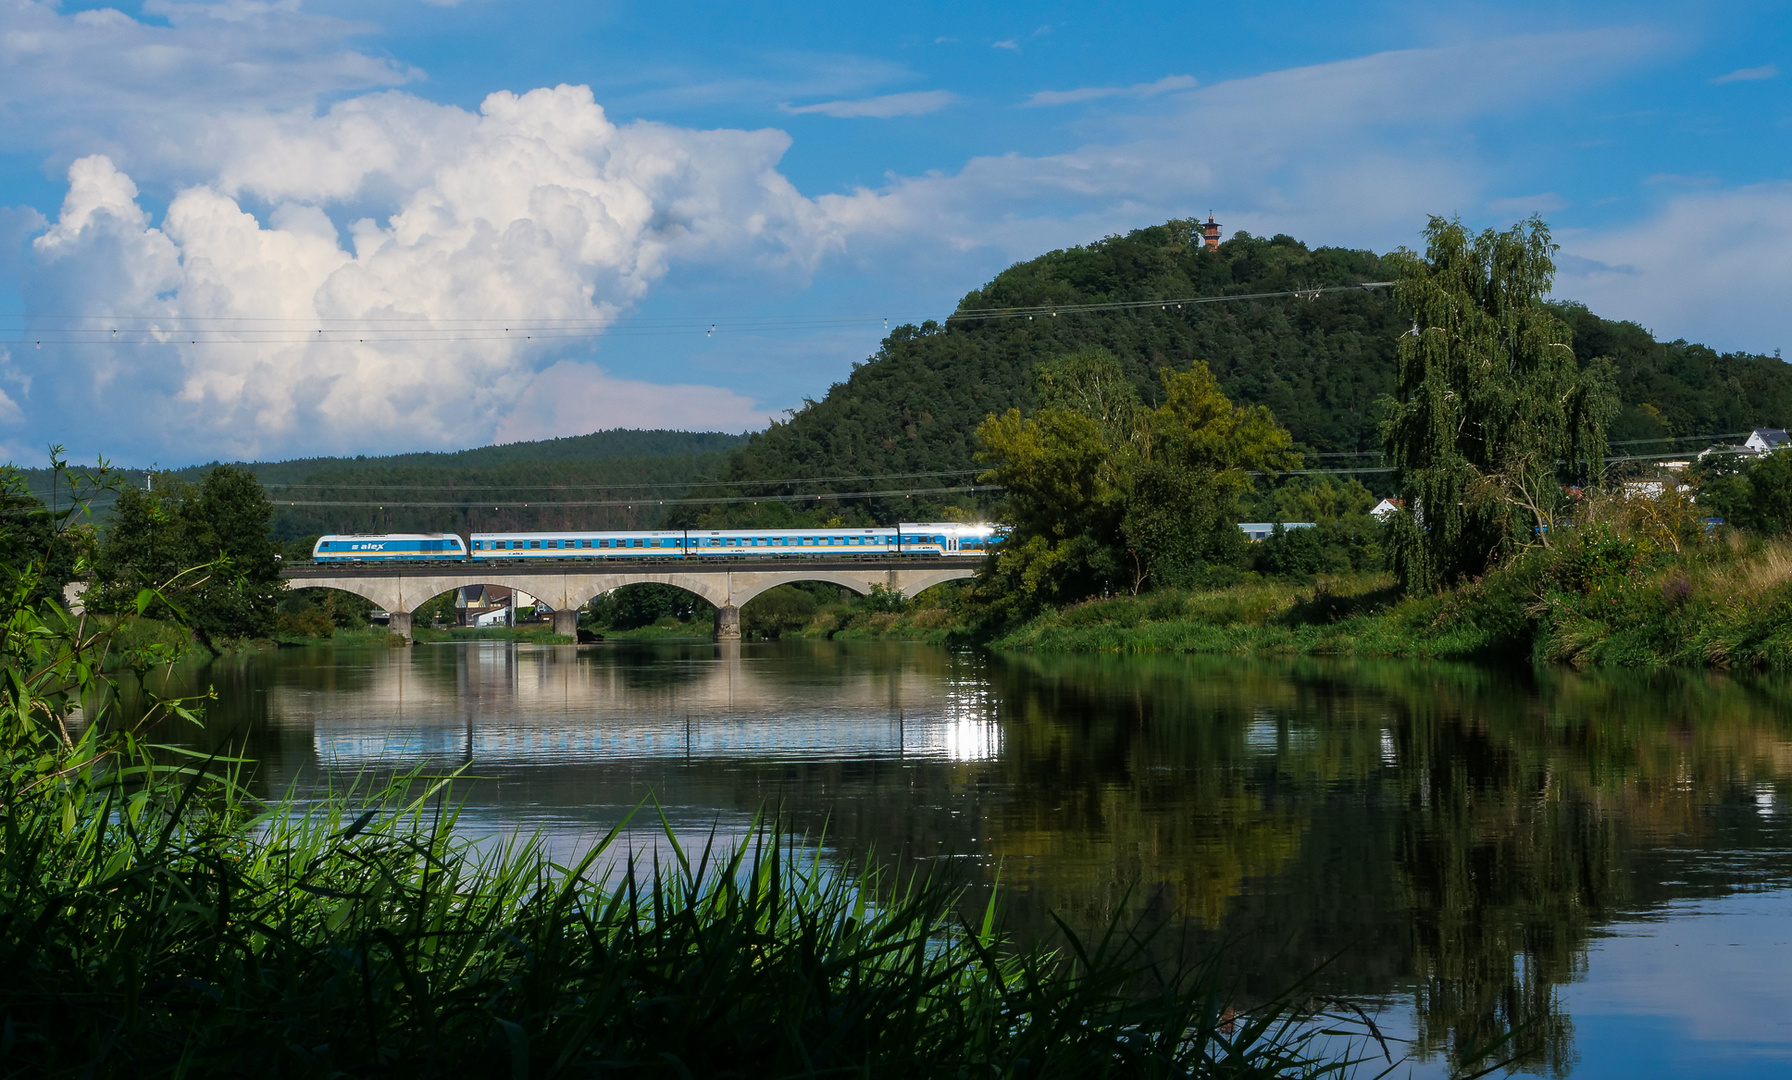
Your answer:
229;429;747;539
688;219;1792;524
13;430;744;540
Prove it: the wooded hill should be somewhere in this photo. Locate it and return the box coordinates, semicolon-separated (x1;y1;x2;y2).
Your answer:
684;219;1792;524
14;430;745;541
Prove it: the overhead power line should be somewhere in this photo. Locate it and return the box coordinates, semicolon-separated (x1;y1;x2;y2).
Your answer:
944;282;1393;322
0;282;1395;347
261;469;982;492
274;483;1002;510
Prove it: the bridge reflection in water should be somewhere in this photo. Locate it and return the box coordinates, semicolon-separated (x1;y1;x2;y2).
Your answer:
246;641;1000;798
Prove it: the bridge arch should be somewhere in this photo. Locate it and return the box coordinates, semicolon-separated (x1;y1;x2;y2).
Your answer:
285;562;978;639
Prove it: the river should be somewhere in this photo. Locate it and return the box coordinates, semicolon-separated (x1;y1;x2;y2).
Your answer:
151;640;1792;1079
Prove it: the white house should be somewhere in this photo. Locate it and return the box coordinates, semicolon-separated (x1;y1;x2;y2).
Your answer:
1703;428;1790;460
1370;498;1403;520
1744;428;1790;454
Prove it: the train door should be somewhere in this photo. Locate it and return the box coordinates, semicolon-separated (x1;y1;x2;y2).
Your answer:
945;534;959;553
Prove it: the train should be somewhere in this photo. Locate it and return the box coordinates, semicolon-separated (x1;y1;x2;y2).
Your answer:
311;522;1003;564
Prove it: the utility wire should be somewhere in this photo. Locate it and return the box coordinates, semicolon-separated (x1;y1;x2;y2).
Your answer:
0;283;1395;347
274;483;1002;510
261;469;982;492
31;443;1749;507
944;282;1393;322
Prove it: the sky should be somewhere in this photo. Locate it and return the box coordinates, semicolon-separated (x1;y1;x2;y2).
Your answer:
1;0;1790;465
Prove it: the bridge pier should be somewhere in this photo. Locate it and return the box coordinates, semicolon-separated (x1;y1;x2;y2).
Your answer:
284;560;978;645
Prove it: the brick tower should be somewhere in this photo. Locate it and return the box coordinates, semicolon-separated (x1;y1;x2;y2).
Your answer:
1202;215;1222;252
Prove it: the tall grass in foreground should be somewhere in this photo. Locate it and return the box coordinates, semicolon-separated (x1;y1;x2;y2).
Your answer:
1;770;1393;1078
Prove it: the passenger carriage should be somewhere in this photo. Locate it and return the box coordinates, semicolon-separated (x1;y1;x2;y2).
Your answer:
466;523;1000;560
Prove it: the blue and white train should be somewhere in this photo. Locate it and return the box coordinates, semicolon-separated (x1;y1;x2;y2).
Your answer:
312;522;1002;564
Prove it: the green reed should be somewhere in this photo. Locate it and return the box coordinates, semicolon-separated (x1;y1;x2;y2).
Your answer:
1;757;1389;1078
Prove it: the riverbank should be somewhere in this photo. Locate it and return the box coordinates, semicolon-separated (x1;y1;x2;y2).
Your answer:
993;533;1792;669
734;530;1792;671
411;624;573;644
992;574;1512;660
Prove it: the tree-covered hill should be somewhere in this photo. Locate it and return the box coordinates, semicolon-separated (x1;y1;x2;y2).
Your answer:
693;219;1792;522
12;429;745;540
225;429;747;539
236;428;746;483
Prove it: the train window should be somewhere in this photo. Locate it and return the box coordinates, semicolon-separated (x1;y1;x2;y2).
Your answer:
530;541;540;549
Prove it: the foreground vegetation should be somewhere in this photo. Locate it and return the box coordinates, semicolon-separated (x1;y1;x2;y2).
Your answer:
0;473;1415;1079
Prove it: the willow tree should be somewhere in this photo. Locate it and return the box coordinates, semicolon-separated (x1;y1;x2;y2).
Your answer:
1381;217;1616;591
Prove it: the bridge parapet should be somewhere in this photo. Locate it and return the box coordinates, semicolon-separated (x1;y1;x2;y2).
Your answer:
281;559;978;640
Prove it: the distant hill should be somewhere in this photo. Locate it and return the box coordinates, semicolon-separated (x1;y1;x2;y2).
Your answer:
225;428;747;486
14;429;746;540
688;219;1792;523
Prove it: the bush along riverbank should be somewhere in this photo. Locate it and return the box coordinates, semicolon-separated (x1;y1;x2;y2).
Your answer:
991;525;1792;670
1;572;1412;1077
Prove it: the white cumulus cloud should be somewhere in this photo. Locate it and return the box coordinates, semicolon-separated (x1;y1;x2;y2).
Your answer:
18;85;841;462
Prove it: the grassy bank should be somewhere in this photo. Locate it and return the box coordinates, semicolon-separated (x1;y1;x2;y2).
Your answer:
993;574;1509;660
792;599;965;645
412;624;573;644
994;532;1792;670
584;616;715;640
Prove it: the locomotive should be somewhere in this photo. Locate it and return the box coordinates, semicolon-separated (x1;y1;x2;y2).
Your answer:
311;522;1002;563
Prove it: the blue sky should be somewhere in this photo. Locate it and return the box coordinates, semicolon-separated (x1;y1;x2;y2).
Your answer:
1;0;1790;464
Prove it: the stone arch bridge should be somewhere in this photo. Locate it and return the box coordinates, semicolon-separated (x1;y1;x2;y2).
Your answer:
282;558;977;639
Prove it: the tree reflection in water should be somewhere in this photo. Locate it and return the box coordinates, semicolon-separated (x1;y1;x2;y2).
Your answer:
137;643;1792;1078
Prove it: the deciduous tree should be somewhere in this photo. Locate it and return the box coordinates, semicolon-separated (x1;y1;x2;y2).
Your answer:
95;464;283;644
976;350;1297;606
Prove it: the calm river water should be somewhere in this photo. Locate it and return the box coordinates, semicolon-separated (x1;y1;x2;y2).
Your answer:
158;640;1792;1078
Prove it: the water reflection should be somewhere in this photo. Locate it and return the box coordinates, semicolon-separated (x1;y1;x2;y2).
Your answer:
149;641;1792;1079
